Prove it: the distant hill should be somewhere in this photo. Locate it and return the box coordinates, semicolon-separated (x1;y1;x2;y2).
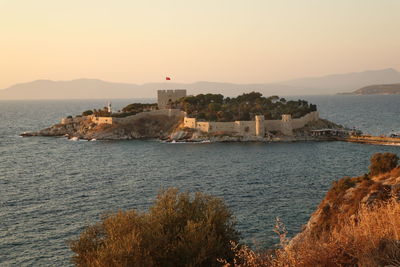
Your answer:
0;79;307;100
280;68;400;93
1;68;400;99
351;83;400;95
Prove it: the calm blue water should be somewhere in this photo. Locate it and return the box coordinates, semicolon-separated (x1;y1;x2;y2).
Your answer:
1;95;400;266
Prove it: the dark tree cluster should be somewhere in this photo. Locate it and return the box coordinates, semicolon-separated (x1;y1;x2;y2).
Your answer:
175;92;317;122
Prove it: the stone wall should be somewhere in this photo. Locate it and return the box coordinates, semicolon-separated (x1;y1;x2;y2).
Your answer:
91;116;114;125
157;89;187;109
291;111;319;129
89;109;186;126
183;111;319;137
125;109;185;120
60;116;85;124
234;121;256;136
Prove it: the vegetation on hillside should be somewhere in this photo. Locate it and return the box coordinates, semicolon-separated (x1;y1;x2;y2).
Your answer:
369;152;399;176
175;92;317;121
70;188;239;267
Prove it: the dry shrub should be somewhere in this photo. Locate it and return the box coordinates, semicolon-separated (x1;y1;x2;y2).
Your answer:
330;198;400;266
369;153;399;176
70;188;239;267
226;198;400;267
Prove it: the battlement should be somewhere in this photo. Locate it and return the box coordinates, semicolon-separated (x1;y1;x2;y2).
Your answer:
158;89;187;94
157;89;187;109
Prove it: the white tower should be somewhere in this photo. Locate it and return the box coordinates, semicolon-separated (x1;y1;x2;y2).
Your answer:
107;101;112;113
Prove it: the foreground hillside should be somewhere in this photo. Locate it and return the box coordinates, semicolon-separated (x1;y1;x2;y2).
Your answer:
70;153;400;266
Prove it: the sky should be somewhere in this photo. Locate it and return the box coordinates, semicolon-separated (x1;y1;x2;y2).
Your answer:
1;0;399;89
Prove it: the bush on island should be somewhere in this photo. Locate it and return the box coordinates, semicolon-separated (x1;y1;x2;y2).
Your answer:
70;188;239;267
82;110;93;116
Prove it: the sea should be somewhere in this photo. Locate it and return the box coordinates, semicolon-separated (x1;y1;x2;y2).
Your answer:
1;95;400;266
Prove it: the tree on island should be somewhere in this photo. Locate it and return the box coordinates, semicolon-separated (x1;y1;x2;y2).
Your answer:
174;92;317;122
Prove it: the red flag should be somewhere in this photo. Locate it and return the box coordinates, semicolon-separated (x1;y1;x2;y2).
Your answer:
166;77;171;81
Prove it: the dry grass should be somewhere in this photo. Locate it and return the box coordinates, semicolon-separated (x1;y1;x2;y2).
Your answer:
224;197;400;267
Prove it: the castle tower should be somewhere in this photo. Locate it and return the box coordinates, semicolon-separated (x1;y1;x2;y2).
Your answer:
157;89;187;109
281;114;293;136
255;115;265;137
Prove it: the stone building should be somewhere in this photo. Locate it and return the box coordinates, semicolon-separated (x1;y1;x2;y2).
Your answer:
157;89;187;109
183;111;319;137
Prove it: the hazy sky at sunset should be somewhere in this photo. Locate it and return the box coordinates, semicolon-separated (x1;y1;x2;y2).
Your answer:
1;0;399;89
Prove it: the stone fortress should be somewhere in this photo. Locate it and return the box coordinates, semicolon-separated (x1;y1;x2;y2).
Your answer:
157;89;187;109
165;89;320;137
61;88;319;137
183;111;319;137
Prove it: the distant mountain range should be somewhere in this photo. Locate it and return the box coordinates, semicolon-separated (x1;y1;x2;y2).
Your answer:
1;68;400;99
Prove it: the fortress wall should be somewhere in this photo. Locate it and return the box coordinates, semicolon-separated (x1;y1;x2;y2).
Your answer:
208;122;236;132
145;109;185;117
94;117;113;125
184;117;197;128
291;111;319;129
264;120;282;131
90;109;185;125
196;122;210;132
234;121;256;136
61;116;90;124
183;111;319;136
122;109;185;121
281;121;294;136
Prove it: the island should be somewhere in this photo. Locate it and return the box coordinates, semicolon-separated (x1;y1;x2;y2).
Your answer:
22;90;347;142
341;83;400;95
